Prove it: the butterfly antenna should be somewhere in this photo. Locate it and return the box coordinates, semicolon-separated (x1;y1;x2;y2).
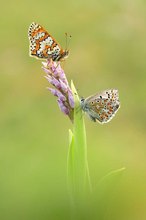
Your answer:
65;32;72;50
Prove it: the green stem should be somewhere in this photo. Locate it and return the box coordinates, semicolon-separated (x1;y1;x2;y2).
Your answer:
67;81;91;204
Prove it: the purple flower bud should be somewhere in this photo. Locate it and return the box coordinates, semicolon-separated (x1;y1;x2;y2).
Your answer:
57;99;70;115
51;77;61;89
48;88;66;101
55;63;61;72
45;76;61;90
44;75;52;83
56;65;66;79
48;88;58;96
42;66;52;74
59;79;68;93
51;63;60;76
59;70;68;83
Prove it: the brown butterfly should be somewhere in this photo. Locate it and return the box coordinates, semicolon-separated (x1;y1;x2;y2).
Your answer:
81;89;120;124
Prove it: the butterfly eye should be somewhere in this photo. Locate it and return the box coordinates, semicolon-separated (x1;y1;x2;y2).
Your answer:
80;98;85;102
100;96;102;99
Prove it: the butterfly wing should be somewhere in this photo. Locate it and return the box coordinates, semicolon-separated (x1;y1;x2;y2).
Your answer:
28;22;64;60
83;89;120;124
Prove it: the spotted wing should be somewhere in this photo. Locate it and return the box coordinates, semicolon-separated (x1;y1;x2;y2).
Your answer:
86;89;120;123
28;22;63;60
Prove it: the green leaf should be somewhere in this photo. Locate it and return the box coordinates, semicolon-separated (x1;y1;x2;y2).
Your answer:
96;167;126;192
67;129;74;196
91;167;125;218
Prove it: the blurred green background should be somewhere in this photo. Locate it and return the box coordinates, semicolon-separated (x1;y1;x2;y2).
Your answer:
0;0;146;219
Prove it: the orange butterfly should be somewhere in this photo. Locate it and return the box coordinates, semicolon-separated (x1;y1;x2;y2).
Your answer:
28;22;69;61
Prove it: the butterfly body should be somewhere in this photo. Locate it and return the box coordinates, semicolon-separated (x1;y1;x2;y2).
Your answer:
28;22;69;61
81;89;120;124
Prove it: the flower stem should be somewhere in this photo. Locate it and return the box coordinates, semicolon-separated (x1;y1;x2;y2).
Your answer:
67;81;91;204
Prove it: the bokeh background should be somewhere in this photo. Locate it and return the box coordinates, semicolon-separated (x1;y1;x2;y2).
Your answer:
1;0;146;219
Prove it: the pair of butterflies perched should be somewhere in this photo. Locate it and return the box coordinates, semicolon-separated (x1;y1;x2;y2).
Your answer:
28;22;120;124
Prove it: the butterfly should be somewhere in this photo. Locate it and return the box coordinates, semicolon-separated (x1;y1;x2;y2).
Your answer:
80;89;120;124
28;22;69;61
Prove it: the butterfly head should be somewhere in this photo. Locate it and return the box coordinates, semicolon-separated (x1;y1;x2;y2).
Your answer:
80;97;86;110
80;97;85;102
59;49;69;61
